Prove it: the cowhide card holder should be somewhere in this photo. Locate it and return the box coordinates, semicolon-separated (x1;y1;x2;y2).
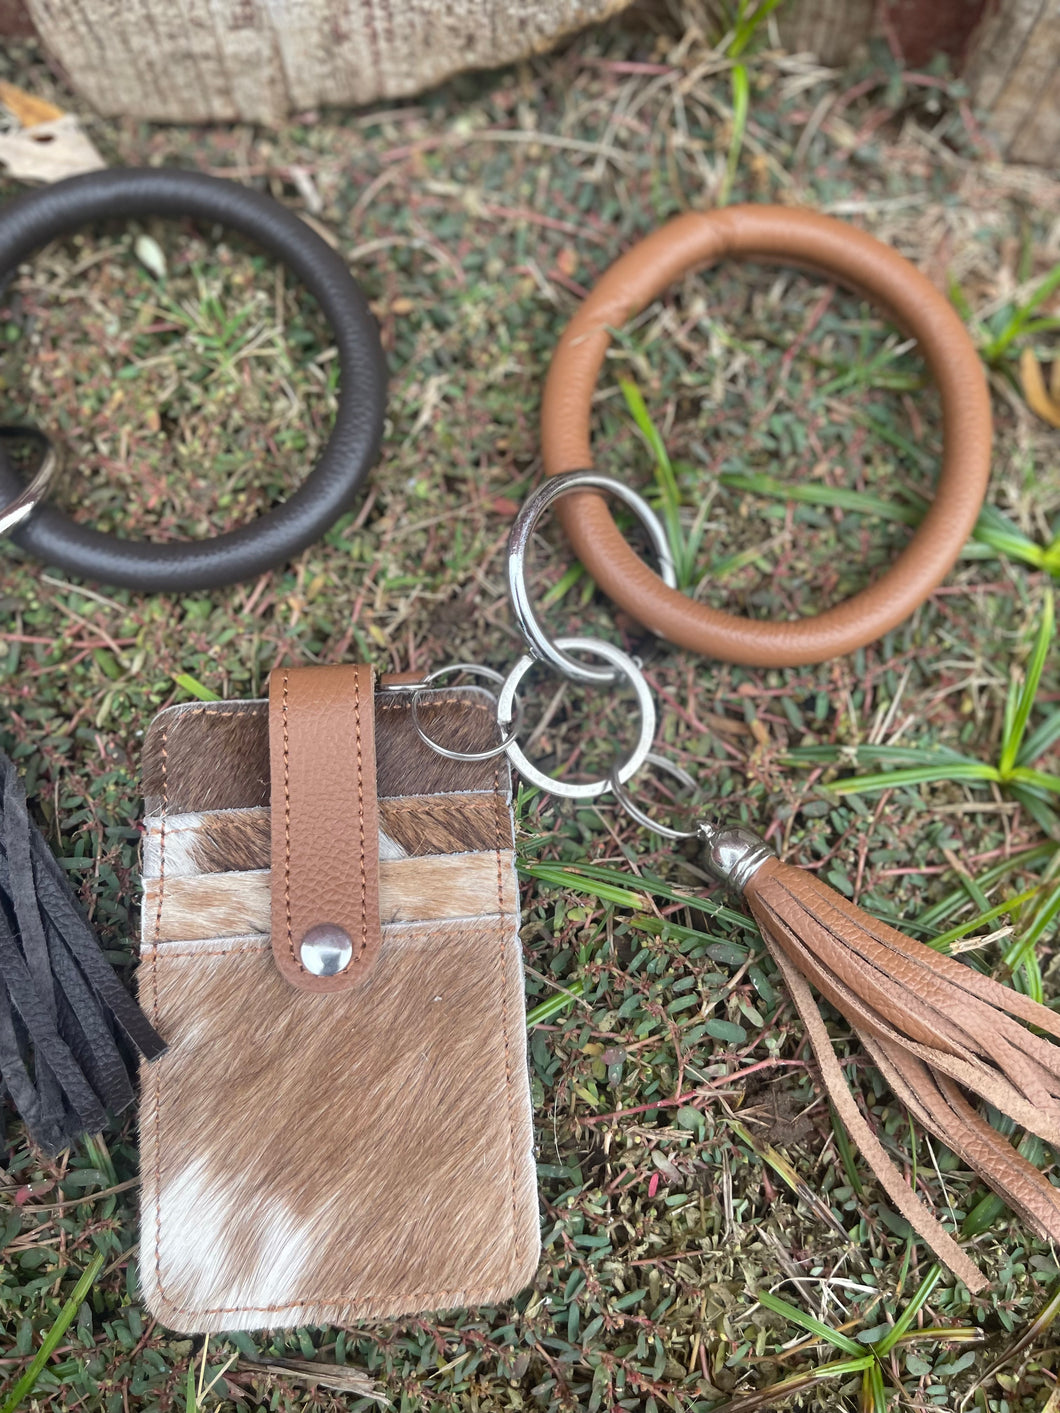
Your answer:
137;664;540;1333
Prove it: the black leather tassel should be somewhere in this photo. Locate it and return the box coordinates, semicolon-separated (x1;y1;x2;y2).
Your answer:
0;750;165;1155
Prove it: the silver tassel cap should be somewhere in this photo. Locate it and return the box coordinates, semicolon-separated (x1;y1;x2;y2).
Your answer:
696;821;776;895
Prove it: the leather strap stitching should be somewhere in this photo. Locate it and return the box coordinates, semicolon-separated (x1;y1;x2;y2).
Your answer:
281;669;302;973
353;665;368;964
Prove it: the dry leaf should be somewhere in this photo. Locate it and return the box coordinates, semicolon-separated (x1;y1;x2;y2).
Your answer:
249;1359;390;1403
134;234;168;280
0;114;106;184
1019;347;1060;428
0;80;65;128
749;718;771;749
298;212;340;249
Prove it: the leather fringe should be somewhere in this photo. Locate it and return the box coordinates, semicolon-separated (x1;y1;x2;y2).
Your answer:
744;855;1060;1295
0;750;165;1155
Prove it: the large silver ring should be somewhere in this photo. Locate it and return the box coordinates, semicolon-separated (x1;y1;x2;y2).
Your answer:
609;752;701;840
496;636;656;800
0;429;59;540
507;470;677;687
411;664;523;763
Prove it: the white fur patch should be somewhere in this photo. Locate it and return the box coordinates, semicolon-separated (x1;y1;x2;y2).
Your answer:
142;812;207;879
145;852;518;943
377;829;408;860
152;1155;318;1317
144;810;411;879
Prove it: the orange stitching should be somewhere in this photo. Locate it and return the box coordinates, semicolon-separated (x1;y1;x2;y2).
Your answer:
149;703;253;1310
150;731;168;1002
376;693;493;714
353;668;369;964
159;695;490;716
281;671;303;973
152;1274;512;1319
144;813;269;834
156;706;253;717
152;694;491;721
382;794;499;814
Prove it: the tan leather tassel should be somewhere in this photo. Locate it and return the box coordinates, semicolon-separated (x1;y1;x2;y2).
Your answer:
699;824;1060;1295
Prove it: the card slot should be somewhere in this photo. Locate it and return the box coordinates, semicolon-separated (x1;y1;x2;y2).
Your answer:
142;914;517;959
142;689;509;814
143;852;519;943
143;794;514;879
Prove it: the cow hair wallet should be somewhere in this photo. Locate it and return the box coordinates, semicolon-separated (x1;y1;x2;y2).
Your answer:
137;664;540;1333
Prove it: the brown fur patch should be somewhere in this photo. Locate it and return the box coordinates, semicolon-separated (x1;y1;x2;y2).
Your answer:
144;809;273;878
375;692;503;796
381;794;514;855
142;690;505;816
192;809;272;874
139;922;538;1331
142;702;269;815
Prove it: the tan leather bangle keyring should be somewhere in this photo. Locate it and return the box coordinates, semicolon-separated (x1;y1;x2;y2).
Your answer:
541;205;992;668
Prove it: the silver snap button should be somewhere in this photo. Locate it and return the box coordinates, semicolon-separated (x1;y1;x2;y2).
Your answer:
299;923;353;976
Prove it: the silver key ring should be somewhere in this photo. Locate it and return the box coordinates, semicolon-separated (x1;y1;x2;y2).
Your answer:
609;752;701;840
495;636;656;800
0;429;59;540
507;470;677;687
409;665;524;762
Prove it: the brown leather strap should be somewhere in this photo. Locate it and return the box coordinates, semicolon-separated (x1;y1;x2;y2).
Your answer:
540;205;993;667
268;664;381;994
766;942;988;1293
744;856;1060;1291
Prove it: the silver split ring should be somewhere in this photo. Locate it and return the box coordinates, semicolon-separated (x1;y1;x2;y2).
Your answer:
507;470;677;687
410;663;523;762
609;752;701;840
0;429;59;540
496;636;656;800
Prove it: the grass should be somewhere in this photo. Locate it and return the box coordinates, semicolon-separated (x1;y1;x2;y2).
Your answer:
730;1262;985;1413
956;260;1060;369
717;0;786;206
0;1249;105;1413
2;6;1060;1412
787;591;1058;808
718;472;1060;578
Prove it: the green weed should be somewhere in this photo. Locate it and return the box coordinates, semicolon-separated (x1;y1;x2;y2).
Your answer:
0;1250;105;1413
719;474;1060;579
717;0;786;205
618;376;709;589
953;261;1060;368
788;590;1059;830
717;1262;985;1411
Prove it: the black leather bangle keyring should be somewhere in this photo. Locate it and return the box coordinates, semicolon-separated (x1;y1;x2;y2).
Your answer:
0;167;387;592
